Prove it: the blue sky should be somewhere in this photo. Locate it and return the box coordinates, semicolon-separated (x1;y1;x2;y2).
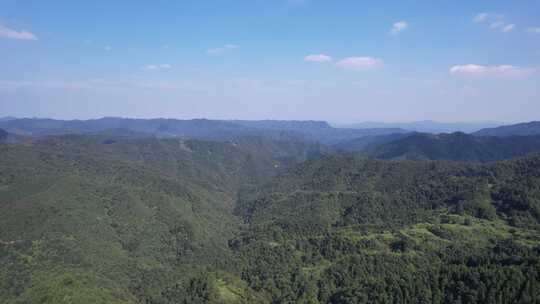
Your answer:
0;0;539;122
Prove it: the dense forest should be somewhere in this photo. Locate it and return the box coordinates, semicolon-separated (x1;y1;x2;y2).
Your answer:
364;132;540;162
1;120;540;303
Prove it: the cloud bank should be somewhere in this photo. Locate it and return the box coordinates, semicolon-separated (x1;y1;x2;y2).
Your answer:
450;64;535;78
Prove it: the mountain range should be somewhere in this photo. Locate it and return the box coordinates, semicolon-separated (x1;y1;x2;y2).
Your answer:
335;120;504;133
0;117;406;145
473;121;540;137
362;132;540;162
1;118;540;303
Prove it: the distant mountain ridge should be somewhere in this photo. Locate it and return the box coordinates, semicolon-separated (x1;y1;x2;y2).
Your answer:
337;120;504;133
231;119;331;131
230;119;409;144
0;117;407;145
473;121;540;137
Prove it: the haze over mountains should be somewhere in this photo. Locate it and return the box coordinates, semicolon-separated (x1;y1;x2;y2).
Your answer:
0;117;406;145
2;117;540;162
0;117;509;135
335;120;505;134
473;121;540;137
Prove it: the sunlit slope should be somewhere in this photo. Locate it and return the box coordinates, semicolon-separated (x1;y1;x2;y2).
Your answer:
232;154;540;303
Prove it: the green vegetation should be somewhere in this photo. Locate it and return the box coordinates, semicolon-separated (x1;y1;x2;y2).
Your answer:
232;154;540;303
364;132;540;162
1;135;539;303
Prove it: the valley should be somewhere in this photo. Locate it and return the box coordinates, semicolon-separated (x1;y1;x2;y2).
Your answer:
0;119;539;303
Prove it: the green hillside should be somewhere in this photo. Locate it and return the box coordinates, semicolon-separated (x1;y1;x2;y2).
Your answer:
232;154;540;303
0;135;324;303
367;132;540;162
1;136;539;303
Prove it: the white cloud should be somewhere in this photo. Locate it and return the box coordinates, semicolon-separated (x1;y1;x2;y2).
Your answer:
304;54;332;62
142;64;172;70
527;27;540;33
450;64;536;78
489;21;515;32
0;24;37;40
206;44;239;55
488;21;515;33
389;21;408;35
473;13;488;23
336;57;383;70
474;13;515;33
501;24;515;32
104;46;112;51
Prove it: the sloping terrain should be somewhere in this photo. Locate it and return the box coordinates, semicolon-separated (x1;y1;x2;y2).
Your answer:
1;135;539;303
367;132;540;162
232;154;540;303
0;135;324;303
474;121;540;137
333;133;412;152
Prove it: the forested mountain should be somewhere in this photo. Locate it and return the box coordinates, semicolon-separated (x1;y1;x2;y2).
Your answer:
231;120;406;144
1;132;539;303
333;133;412;152
0;134;326;303
0;118;406;145
366;132;540;162
474;121;540;137
0;117;282;140
233;154;540;303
